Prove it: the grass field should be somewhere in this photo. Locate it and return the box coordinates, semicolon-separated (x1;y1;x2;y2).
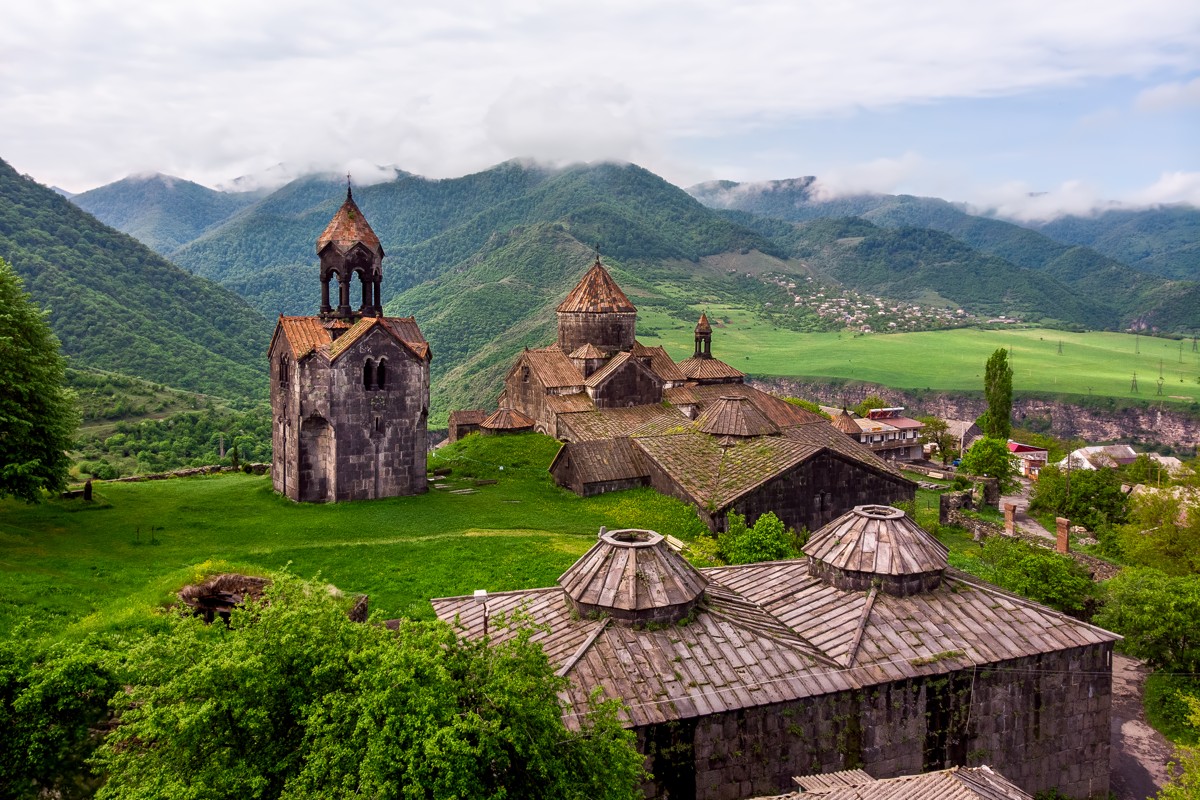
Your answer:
0;434;709;638
637;304;1200;407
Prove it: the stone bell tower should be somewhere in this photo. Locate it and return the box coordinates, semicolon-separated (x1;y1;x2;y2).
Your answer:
318;184;383;319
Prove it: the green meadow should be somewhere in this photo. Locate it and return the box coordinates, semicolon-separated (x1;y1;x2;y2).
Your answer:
638;304;1200;406
0;434;709;638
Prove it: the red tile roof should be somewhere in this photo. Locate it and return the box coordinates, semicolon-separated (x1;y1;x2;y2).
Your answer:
274;315;428;362
448;410;487;426
568;343;607;359
556;259;636;314
316;188;382;254
831;409;861;435
695;312;712;334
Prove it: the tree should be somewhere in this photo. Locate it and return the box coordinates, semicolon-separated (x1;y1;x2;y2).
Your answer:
1114;489;1200;575
979;348;1013;440
1029;465;1129;533
93;574;644;800
0;258;78;501
718;511;802;565
1094;568;1200;674
958;436;1018;493
853;394;887;418
918;416;955;465
974;536;1095;616
1155;694;1200;800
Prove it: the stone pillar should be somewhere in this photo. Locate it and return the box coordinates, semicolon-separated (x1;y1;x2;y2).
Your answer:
1056;517;1070;554
338;274;351;316
320;276;331;313
980;477;1000;508
1003;502;1016;536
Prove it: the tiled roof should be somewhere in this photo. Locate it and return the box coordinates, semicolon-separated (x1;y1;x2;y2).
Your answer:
782;421;903;477
316;188;382;253
327;316;429;361
557;405;690;442
520;348;585;388
831;409;860;434
584;351;636;388
556;259;637;314
805;505;949;578
274;316;333;360
568;343;607;359
675;355;746;382
550;438;650;485
760;765;1034;800
448;410;487;426
545;392;596;414
695;395;780;438
695;312;712;334
433;522;1118;729
683;383;827;429
559;529;707;623
480;408;535;431
631;342;687;382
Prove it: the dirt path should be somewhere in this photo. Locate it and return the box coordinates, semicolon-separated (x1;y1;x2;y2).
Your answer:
1111;654;1176;799
999;478;1056;543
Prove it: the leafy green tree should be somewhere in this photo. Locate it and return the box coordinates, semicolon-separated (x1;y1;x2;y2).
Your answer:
1095;568;1200;674
94;574;644;800
0;633;119;799
1155;695;1200;800
0;258;79;501
1114;490;1200;575
974;537;1095;616
958;437;1018;493
979;348;1013;440
718;511;802;565
853;394;888;418
1029;465;1129;533
1122;454;1170;487
918;416;956;465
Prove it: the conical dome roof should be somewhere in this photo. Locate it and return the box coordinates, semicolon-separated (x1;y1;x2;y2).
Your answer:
695;312;712;334
804;505;948;596
557;259;636;314
696;395;778;438
559;528;707;625
317;187;382;254
480;407;535;431
831;408;860;435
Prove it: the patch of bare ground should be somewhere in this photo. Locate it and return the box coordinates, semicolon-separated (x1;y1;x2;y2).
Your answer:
1111;654;1176;800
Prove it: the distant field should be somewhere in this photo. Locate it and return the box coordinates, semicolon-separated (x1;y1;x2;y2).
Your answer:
638;305;1200;406
0;434;708;637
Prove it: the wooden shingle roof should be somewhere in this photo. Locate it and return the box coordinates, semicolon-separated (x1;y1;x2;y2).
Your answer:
805;505;949;580
557;259;637;314
695;312;712;334
559;529;708;624
831;409;860;435
316;188;382;254
696;395;780;438
480;408;535;431
557;405;690;442
545;392;597;415
676;383;826;429
519;348;586;388
631;342;688;383
760;765;1033;800
448;409;487;426
675;355;746;382
568;343;607;359
550;438;650;485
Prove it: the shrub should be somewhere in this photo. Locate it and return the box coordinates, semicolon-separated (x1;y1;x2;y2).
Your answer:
973;536;1095;616
718;511;801;565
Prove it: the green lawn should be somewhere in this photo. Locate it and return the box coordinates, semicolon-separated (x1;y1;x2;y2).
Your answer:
637;305;1200;406
0;434;708;638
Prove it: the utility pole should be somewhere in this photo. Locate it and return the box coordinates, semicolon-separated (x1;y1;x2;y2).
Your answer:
1131;372;1139;393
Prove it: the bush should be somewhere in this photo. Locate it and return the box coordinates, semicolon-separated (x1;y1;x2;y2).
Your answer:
1029;465;1128;532
973;537;1096;616
958;437;1018;493
1094;568;1200;674
718;512;802;565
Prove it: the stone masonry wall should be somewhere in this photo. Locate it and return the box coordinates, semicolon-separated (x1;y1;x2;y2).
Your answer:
636;643;1112;800
557;311;636;354
730;452;915;535
590;361;664;409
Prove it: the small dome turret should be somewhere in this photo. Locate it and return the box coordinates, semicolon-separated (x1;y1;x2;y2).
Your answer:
559;528;707;625
804;505;948;596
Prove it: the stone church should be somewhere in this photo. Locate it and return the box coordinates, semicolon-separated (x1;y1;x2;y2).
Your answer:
268;187;431;502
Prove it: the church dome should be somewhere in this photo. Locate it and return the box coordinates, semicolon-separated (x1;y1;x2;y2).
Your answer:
804;505;948;596
695;395;778;438
559;528;707;625
317;187;382;256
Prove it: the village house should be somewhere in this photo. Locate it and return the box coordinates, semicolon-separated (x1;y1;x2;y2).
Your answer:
829;407;925;462
945;419;984;454
267;187;431;502
1007;441;1049;479
1059;444;1139;471
485;257;914;533
434;505;1117;800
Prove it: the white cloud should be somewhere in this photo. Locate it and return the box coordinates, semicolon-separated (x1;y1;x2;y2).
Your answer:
1129;171;1200;206
810;153;929;200
1135;77;1200;111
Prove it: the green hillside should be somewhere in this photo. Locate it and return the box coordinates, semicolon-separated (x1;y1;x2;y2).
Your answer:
72;173;261;254
0;158;271;398
1033;206;1200;281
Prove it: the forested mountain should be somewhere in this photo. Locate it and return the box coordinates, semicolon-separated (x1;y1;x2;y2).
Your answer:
691;179;1198;330
1030;206;1200;281
73;173;262;254
0;158;271;398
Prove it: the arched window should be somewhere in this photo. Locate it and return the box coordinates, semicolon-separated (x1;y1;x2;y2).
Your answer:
363;359;374;390
522;365;530;383
278;357;288;386
376;359;387;390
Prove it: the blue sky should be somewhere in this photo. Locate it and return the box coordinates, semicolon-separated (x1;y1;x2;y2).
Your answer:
2;0;1197;218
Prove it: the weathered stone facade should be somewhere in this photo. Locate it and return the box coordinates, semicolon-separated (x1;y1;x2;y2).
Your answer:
269;189;430;503
644;643;1113;800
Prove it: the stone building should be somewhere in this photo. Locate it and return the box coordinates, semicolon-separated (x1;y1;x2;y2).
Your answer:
434;507;1117;800
489;257;913;532
268;187;431;502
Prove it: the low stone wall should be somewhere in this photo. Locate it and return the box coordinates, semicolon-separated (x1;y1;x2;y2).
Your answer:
104;463;270;483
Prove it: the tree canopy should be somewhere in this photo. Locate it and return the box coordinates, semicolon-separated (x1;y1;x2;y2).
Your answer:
918;416;955;465
958;436;1018;493
718;511;802;565
93;574;645;800
980;348;1012;440
0;258;78;501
